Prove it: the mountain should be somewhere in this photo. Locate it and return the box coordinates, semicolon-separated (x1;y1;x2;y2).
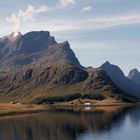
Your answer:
0;31;138;103
0;31;81;71
100;61;140;98
0;63;136;103
128;69;140;85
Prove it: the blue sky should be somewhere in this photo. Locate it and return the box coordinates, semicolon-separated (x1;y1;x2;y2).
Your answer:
0;0;140;75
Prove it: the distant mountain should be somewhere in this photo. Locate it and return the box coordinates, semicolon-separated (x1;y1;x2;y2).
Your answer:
100;61;140;98
0;31;81;71
128;69;140;85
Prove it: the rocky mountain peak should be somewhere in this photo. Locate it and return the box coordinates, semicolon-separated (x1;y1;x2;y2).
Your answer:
101;61;125;77
128;69;139;77
103;61;110;65
10;32;22;38
0;31;81;71
128;69;140;85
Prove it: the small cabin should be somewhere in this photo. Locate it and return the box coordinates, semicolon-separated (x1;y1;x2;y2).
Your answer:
84;103;91;106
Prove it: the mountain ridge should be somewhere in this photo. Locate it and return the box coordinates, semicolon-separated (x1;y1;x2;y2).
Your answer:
100;61;140;98
0;31;81;71
0;31;139;103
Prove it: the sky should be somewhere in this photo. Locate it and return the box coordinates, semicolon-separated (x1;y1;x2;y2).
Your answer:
0;0;140;75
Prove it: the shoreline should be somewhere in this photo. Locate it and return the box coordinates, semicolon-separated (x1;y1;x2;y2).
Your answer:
0;102;138;118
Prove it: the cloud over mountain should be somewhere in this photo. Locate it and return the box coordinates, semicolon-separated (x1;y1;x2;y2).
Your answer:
6;5;50;33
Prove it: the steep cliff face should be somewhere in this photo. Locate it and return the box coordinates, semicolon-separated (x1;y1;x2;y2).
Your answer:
0;31;81;71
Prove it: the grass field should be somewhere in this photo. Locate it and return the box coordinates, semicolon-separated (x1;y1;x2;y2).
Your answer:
0;98;136;117
0;103;49;116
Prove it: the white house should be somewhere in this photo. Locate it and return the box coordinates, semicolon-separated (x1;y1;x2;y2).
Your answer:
84;103;91;106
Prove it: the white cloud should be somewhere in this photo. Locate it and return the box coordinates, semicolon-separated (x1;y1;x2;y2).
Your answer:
37;12;140;33
19;5;50;21
6;5;50;33
71;41;140;51
6;5;140;37
59;0;76;7
82;6;92;12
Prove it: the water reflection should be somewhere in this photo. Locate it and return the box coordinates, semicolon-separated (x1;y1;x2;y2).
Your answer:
0;106;140;140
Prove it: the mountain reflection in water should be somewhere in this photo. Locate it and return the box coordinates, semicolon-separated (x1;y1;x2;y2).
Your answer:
0;106;140;140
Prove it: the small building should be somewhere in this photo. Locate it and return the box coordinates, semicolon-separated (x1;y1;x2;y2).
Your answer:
84;103;91;106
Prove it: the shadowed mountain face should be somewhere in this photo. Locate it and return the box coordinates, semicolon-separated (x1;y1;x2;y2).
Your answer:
100;61;140;98
0;31;81;71
128;69;140;85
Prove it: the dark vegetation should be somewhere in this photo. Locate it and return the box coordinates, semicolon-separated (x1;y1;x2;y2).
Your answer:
34;93;106;104
116;95;139;103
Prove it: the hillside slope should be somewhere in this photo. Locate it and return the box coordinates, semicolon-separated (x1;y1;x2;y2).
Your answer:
0;62;137;103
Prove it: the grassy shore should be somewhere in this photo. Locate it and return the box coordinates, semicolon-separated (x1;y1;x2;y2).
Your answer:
0;98;137;117
0;103;50;117
55;98;135;106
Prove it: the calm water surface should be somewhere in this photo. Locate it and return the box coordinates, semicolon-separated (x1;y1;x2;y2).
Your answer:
0;106;140;140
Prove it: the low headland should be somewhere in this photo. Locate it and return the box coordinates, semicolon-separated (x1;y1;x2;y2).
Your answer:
0;97;139;118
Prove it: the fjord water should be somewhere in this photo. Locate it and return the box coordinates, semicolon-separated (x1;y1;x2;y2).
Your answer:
0;106;140;140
